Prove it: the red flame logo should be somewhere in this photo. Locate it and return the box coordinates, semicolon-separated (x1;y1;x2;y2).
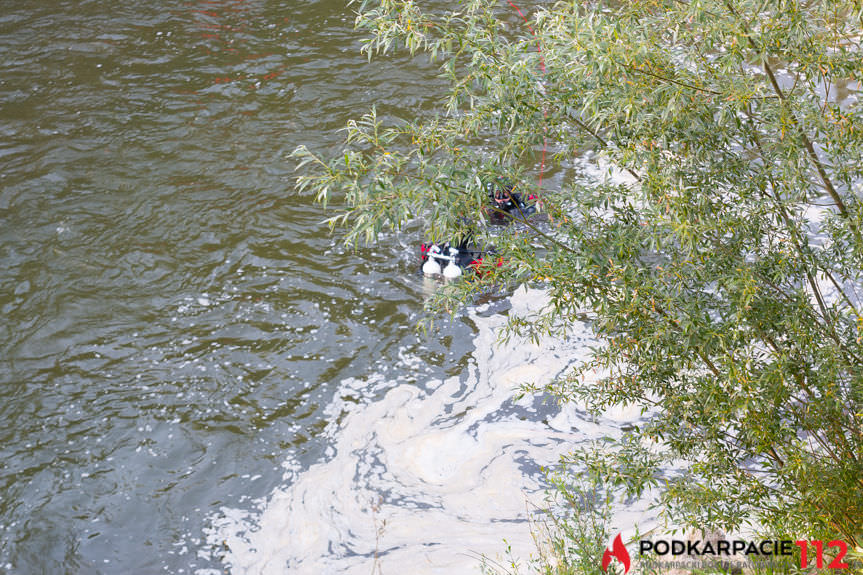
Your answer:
602;534;631;574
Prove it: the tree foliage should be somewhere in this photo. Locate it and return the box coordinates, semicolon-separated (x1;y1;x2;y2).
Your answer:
294;0;863;546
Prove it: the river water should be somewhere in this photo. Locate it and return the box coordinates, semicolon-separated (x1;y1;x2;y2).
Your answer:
0;2;647;573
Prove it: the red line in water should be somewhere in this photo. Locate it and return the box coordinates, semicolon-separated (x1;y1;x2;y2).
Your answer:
507;1;547;187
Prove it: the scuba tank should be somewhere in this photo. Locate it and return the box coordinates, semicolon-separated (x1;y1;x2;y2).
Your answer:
420;179;537;276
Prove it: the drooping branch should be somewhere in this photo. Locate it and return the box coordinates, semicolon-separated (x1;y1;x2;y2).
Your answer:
721;0;862;248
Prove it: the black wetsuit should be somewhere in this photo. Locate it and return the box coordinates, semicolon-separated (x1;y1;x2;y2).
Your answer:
421;183;537;272
488;190;536;223
420;235;485;270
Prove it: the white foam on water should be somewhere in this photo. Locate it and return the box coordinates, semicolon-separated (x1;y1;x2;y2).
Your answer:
204;286;655;574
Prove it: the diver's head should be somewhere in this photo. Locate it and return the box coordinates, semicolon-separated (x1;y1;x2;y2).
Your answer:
488;178;515;203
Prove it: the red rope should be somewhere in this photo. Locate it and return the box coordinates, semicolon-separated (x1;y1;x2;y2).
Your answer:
506;1;544;72
507;1;547;187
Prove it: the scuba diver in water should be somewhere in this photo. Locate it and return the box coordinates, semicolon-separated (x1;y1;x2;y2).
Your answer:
484;179;537;224
420;179;538;277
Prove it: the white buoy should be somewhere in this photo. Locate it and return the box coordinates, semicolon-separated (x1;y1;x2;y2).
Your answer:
443;261;462;278
422;258;442;275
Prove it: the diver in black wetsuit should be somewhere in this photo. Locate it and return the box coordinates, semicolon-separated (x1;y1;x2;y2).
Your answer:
485;179;537;224
420;230;485;276
420;179;538;275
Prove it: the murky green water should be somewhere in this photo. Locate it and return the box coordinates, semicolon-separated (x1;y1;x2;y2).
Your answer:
0;2;465;572
6;3;856;572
